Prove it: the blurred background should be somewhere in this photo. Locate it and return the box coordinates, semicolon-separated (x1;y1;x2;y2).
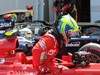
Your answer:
0;0;100;23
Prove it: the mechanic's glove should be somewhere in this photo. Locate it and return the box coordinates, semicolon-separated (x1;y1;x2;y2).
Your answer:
72;51;90;67
38;65;51;74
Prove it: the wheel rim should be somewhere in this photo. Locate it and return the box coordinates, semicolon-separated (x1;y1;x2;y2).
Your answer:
87;53;100;63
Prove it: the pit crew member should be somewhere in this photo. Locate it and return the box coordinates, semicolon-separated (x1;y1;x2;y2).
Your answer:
32;14;79;73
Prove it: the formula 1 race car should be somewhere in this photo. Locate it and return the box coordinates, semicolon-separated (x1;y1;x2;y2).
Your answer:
23;20;100;63
0;50;99;75
0;20;99;75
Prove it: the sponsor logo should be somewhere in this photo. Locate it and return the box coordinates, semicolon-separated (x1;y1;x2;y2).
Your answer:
0;22;12;28
66;42;80;47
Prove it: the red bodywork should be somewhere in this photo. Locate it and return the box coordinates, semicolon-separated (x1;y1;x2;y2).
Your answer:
0;55;100;75
0;52;99;75
0;36;18;64
0;37;17;52
0;36;100;75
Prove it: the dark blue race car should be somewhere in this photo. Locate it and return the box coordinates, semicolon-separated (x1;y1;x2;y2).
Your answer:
15;21;100;63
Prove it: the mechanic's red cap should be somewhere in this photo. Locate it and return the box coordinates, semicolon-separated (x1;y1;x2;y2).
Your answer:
26;5;33;10
3;14;12;20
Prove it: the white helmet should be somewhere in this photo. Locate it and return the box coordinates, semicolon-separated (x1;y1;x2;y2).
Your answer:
19;28;33;39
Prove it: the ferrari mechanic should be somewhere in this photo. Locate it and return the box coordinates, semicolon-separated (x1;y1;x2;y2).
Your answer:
32;14;79;73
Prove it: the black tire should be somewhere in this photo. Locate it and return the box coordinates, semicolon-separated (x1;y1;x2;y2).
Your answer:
79;43;100;63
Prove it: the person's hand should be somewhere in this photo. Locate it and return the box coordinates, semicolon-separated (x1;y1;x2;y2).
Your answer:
39;66;50;74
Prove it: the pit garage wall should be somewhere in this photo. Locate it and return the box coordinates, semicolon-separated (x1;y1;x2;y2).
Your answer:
48;0;91;22
91;0;100;22
34;0;91;22
0;0;44;21
0;0;91;22
0;0;33;14
48;0;56;24
33;0;45;21
33;0;55;23
42;0;55;23
77;0;90;22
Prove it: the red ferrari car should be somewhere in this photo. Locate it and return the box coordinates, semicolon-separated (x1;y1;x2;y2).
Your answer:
0;20;99;75
0;32;99;75
0;34;99;75
0;52;99;75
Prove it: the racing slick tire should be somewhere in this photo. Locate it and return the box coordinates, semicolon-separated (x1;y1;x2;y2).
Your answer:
79;43;100;63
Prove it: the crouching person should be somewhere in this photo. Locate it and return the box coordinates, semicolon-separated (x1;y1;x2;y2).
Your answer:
32;14;79;74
